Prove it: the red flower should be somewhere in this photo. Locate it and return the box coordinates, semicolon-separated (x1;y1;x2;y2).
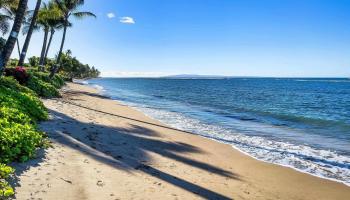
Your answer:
15;66;26;73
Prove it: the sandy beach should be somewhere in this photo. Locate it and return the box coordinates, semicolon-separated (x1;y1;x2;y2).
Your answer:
11;82;350;200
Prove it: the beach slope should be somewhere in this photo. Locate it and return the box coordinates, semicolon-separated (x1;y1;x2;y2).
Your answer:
12;83;350;200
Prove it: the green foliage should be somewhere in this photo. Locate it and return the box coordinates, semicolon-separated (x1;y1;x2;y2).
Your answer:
0;163;15;197
28;56;40;67
30;72;65;89
0;76;35;95
0;78;48;121
0;106;44;163
0;180;14;198
0;77;49;198
0;164;14;179
26;76;60;98
7;59;18;68
59;50;100;79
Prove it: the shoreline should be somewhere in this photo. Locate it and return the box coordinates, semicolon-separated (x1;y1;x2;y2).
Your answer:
13;82;350;199
84;80;350;187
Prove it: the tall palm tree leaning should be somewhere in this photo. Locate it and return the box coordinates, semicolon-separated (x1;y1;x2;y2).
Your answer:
1;1;27;57
18;0;42;66
49;0;96;78
36;2;59;68
44;17;64;65
0;0;28;73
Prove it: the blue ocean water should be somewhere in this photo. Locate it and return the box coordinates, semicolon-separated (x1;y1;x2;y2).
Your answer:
85;78;350;185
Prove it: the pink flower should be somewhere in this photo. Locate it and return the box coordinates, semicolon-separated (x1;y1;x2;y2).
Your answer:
15;66;26;73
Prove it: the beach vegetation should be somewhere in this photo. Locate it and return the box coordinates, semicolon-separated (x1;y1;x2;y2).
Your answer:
0;76;48;198
0;0;97;197
0;163;14;197
59;50;100;80
3;66;29;84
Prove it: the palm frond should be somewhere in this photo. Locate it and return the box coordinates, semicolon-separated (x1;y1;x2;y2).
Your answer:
2;6;15;19
72;11;96;19
0;17;10;35
54;0;66;12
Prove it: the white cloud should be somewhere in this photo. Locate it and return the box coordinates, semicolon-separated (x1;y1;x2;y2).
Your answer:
100;71;166;78
119;17;135;24
107;12;115;19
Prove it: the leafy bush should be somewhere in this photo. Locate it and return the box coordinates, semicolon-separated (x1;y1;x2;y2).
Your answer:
28;56;40;67
0;77;49;198
0;76;35;96
0;107;44;163
4;67;29;85
0;79;48;121
26;76;61;98
29;72;65;89
0;164;15;197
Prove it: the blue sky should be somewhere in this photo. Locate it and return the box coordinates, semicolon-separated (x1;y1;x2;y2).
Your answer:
12;0;350;77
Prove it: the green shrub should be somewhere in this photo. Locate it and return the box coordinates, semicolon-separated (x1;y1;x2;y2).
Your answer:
51;74;65;88
0;86;47;122
29;72;65;89
0;164;14;197
26;76;60;98
0;108;44;163
0;77;35;95
0;77;49;198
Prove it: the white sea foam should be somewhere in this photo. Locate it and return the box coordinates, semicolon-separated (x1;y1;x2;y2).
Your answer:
294;79;350;83
92;84;105;91
121;102;350;186
74;79;89;85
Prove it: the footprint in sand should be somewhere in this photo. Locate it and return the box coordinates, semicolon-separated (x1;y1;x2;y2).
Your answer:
96;180;105;187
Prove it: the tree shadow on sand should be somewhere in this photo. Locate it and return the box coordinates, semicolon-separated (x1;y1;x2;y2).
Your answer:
13;105;241;200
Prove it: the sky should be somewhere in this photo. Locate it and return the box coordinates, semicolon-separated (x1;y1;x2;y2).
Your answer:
9;0;350;77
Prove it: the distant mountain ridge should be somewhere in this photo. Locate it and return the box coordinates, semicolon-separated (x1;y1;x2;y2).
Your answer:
163;74;231;79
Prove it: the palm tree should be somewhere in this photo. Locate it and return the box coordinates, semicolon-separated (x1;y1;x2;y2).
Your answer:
0;2;27;57
0;0;28;73
0;0;12;35
44;18;64;65
18;0;41;66
49;0;96;78
36;2;62;68
0;0;16;9
44;18;66;66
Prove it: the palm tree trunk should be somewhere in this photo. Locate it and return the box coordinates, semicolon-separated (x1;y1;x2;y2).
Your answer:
16;39;21;58
38;28;48;70
0;0;28;73
50;23;67;78
44;28;54;65
18;0;41;66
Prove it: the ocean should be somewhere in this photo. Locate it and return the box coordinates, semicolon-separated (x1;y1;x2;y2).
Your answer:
83;77;350;185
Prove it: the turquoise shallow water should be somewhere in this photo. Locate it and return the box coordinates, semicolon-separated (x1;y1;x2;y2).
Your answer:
85;78;350;185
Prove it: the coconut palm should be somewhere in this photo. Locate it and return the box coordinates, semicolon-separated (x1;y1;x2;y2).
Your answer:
18;0;41;66
0;1;28;57
0;0;16;9
36;1;63;68
49;0;96;78
44;18;64;65
0;0;28;73
0;0;19;34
